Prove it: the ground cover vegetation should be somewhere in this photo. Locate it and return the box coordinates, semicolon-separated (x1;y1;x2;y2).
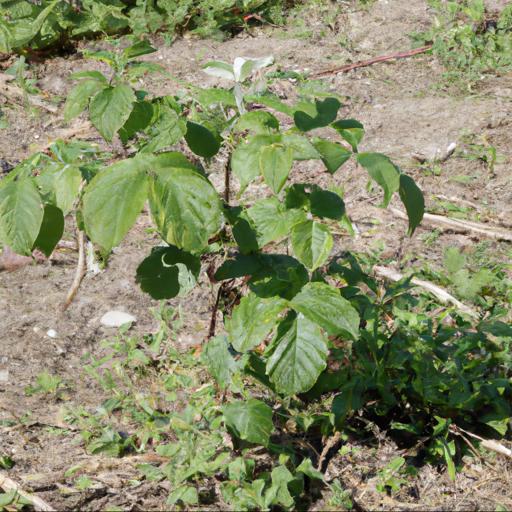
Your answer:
0;0;511;509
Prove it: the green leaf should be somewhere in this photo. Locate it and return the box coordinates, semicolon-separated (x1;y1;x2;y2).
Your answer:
310;187;345;220
331;119;364;152
231;134;280;193
64;80;106;123
269;465;295;508
332;378;366;423
227;294;288;352
281;133;320;160
136;245;200;299
140;105;186;153
0;179;43;255
260;144;294;194
234;111;279;135
442;440;456;481
123;39;156;60
291;220;333;271
201;336;237;390
294;98;341;132
296;458;324;480
223;399;273;445
119;100;153;144
36;164;82;216
246;197;306;247
167;485;198;506
399;173;424;235
32;204;64;257
291;282;360;339
356;152;400;207
184;121;221;159
89;84;136;141
82;157;149;253
266;313;328;395
149;166;223;252
202;60;235;80
313;138;352;173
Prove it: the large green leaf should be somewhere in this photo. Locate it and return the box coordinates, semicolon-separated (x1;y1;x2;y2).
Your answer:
291;282;360;339
285;184;345;220
201;336;238;390
281;134;320;160
36;164;82;215
0;179;43;256
140;105;186;154
32;204;64;257
313;139;352;173
260;144;294;194
234;111;279;135
136;245;200;300
294;98;341;132
331;119;364;152
89;84;136;141
231;135;280;193
246;197;306;247
64;79;107;123
291;220;333;271
223;399;274;445
184;121;221;159
82;157;149;253
227;294;288;352
119;100;154;144
149;166;223;252
266;313;328;395
399;174;424;236
356;152;400;207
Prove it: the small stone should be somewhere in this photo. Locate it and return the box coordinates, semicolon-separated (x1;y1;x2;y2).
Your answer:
100;311;137;328
47;329;57;338
0;370;8;382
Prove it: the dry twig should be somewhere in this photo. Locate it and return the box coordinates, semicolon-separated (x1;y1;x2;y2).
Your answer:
450;425;512;460
312;46;432;77
0;473;55;511
374;265;479;318
61;229;86;311
317;431;342;472
391;207;512;243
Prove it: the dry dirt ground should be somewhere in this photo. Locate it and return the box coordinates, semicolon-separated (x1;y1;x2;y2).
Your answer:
1;0;512;509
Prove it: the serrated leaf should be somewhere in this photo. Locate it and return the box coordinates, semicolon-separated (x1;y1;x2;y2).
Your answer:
64;80;106;123
260;144;294;194
0;179;43;255
231;134;280;193
202;336;237;389
149;165;223;252
32;204;64;257
234;111;279;135
331;119;364;152
281;133;320;160
313;138;352;173
294;98;341;132
223;399;273;445
184;121;221;159
82;157;149;253
291;282;360;339
356;152;400;207
123;39;156;60
89;84;135;141
266;313;328;395
291;220;333;271
36;164;82;215
136;245;200;300
227;294;288;352
246;197;306;247
167;485;198;506
398;174;424;235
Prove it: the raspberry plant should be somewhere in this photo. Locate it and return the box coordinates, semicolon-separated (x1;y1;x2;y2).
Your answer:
0;59;425;399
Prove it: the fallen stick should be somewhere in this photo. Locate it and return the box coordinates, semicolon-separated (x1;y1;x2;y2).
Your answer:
450;425;512;460
61;229;86;311
0;473;55;511
311;45;432;77
390;207;512;243
374;265;479;318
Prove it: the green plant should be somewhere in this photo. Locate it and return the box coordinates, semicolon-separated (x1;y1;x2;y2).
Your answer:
25;371;64;396
413;1;512;85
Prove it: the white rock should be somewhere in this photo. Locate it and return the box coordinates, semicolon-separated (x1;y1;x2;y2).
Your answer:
0;370;8;382
47;329;57;338
100;311;136;328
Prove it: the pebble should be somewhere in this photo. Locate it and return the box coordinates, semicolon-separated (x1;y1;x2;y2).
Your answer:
47;329;57;338
0;370;8;383
100;311;137;328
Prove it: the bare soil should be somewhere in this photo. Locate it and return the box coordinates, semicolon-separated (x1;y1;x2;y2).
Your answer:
1;0;511;509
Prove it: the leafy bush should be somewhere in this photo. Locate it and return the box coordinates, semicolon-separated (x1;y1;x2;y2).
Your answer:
0;0;291;54
414;0;512;84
